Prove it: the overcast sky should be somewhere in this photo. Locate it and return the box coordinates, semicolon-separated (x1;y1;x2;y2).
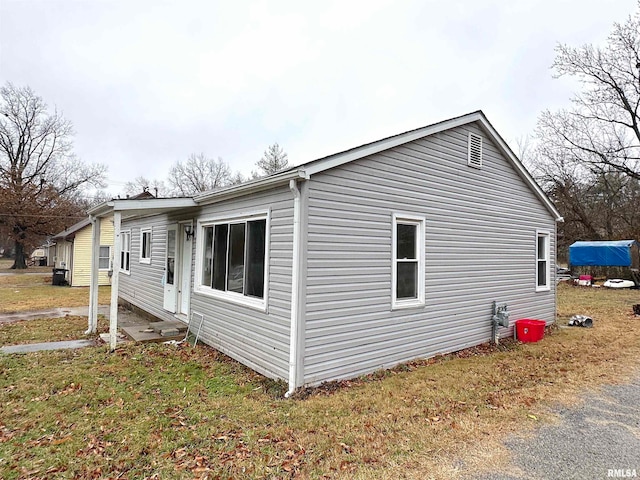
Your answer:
0;0;636;197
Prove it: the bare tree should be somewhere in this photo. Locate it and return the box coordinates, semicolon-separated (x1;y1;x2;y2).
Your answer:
124;176;166;197
530;5;640;255
0;83;106;269
537;6;640;180
167;153;236;196
228;170;245;186
252;143;290;178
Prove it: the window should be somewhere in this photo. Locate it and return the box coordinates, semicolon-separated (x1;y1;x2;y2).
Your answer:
120;231;131;273
198;215;267;307
140;228;151;264
536;231;550;291
392;214;425;309
98;246;110;270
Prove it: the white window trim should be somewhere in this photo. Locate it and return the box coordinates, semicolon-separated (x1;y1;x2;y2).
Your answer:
120;230;131;275
536;229;551;292
194;210;270;312
392;213;426;310
98;245;111;271
139;227;152;264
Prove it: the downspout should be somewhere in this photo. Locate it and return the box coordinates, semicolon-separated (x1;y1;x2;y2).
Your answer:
285;179;301;398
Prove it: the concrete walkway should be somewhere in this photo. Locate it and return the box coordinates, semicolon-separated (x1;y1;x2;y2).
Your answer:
0;305;187;353
0;305;110;324
1;339;96;354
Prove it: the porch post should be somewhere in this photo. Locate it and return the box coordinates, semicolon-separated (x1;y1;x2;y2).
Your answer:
86;215;101;334
109;211;122;351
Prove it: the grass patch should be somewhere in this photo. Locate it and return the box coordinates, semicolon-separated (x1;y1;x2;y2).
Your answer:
0;315;109;346
1;284;639;479
0;274;110;313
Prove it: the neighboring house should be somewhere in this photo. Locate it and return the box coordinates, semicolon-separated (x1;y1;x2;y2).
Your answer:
52;216;114;286
87;111;562;395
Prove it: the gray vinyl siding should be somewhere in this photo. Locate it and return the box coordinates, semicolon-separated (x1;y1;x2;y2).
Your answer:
119;214;193;324
304;122;557;385
189;186;294;381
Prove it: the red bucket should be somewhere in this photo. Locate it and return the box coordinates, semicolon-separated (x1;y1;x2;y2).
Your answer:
515;319;546;343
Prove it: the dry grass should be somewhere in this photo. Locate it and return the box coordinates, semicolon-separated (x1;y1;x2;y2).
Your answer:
0;283;639;479
0;258;52;274
0;273;111;313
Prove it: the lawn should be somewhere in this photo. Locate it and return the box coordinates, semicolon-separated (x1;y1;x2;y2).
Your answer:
0;272;111;314
1;284;639;479
0;258;52;274
0;316;110;345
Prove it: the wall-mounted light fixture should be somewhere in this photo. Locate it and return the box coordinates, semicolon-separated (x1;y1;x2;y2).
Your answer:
185;225;195;241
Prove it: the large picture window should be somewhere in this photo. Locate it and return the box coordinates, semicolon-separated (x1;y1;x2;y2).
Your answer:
536;231;550;291
198;215;267;307
392;214;425;309
120;231;131;273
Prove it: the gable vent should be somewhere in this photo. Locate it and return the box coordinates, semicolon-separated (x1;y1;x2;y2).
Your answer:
468;133;483;169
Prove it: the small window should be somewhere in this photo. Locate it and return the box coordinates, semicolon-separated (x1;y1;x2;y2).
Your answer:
536;231;550;291
98;246;110;270
120;231;131;273
468;132;483;169
392;214;425;309
140;228;152;264
198;215;268;308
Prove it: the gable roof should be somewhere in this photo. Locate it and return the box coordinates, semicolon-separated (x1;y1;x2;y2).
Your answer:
195;111;562;221
52;217;92;241
89;111;561;222
304;110;561;220
128;190;156;200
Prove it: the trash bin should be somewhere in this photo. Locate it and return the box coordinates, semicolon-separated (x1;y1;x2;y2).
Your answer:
39;257;47;266
52;268;68;286
515;319;546;343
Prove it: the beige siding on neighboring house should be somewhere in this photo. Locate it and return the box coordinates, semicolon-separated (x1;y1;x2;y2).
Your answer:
70;217;114;287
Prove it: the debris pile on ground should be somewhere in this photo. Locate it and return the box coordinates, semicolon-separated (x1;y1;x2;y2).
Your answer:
568;315;593;327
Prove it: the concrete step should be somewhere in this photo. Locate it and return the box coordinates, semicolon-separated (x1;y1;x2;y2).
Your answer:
160;328;179;337
149;321;188;334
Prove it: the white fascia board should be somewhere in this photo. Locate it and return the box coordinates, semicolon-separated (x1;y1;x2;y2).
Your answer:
475;117;564;222
88;198;197;218
87;201;115;217
194;169;308;205
112;198;197;211
303;112;484;176
301;110;563;223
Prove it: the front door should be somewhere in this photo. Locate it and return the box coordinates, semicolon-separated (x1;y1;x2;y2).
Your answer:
178;223;193;316
163;224;177;312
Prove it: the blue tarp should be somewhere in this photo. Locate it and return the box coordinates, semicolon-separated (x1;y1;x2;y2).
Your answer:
569;240;639;267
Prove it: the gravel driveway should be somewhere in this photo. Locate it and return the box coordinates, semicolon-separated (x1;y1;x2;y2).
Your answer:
473;375;640;480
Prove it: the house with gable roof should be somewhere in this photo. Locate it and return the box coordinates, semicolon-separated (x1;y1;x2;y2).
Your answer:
86;111;562;395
